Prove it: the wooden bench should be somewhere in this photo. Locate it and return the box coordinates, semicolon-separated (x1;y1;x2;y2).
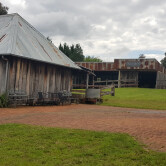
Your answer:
8;90;28;106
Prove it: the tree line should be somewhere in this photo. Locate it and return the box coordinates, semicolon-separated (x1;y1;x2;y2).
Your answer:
59;43;102;62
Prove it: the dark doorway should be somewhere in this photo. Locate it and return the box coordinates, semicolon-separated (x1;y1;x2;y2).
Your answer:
138;71;157;88
93;71;119;85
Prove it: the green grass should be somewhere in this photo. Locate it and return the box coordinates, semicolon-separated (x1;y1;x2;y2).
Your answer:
72;92;85;95
0;124;165;166
72;89;85;95
102;88;166;110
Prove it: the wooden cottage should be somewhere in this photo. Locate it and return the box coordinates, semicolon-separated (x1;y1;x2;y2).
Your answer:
0;13;81;95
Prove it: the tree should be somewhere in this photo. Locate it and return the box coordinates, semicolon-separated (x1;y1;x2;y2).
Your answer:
70;44;84;62
59;43;63;52
59;43;69;57
58;43;103;62
58;43;84;62
161;52;166;68
64;43;70;57
84;56;102;62
0;2;8;15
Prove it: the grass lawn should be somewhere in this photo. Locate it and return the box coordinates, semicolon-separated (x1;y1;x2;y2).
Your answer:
102;88;166;110
0;124;166;166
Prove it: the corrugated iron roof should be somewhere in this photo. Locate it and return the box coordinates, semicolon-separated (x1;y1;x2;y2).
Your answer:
0;13;80;69
76;59;166;73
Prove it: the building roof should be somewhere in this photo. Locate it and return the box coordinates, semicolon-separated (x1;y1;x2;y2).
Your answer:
0;13;80;69
76;58;166;73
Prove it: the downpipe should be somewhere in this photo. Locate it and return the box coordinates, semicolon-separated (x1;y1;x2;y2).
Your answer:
2;56;9;92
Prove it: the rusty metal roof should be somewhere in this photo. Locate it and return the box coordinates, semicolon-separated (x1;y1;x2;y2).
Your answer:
0;13;80;69
76;62;115;71
76;59;166;73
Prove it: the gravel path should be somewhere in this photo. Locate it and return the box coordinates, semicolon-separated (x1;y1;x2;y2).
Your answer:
0;104;166;152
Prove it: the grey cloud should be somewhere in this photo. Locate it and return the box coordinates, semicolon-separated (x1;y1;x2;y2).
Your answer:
2;0;166;61
27;12;91;39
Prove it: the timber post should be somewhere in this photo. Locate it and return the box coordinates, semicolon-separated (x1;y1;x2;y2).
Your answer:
86;72;89;89
118;70;121;88
92;75;94;88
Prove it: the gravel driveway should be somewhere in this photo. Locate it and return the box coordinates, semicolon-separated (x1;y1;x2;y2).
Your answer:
0;104;166;152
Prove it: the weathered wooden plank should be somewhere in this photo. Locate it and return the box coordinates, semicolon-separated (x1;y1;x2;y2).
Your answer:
156;72;166;89
1;57;73;96
0;59;7;94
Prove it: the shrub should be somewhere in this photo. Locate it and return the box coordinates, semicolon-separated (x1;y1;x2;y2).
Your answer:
0;93;8;108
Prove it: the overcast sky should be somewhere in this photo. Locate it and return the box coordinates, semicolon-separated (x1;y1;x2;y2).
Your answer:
2;0;166;62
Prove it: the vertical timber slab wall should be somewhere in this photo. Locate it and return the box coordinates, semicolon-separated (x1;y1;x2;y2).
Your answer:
7;57;72;95
0;59;7;94
120;71;138;87
156;72;166;89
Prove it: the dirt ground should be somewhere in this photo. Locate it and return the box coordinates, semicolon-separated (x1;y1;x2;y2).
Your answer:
0;104;166;152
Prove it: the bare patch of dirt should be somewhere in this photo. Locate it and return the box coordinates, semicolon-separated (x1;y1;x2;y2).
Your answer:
0;105;166;152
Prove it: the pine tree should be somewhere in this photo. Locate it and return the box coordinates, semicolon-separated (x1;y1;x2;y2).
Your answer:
59;43;63;52
0;2;8;15
58;43;84;61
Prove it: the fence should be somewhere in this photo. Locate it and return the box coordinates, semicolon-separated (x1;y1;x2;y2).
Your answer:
72;85;114;97
73;79;138;89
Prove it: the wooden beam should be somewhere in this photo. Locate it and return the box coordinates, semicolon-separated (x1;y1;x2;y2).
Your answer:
86;73;89;89
118;70;121;88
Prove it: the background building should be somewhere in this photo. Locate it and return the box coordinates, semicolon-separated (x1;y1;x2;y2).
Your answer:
77;58;166;89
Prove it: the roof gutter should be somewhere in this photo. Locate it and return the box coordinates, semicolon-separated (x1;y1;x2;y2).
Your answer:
0;53;82;71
